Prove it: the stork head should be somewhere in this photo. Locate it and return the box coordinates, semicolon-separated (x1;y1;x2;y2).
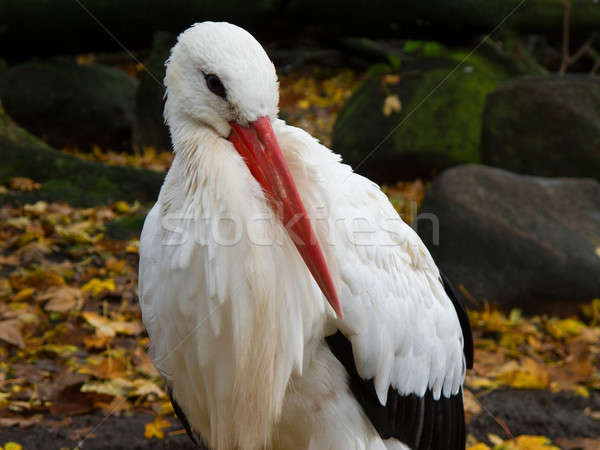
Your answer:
164;22;342;318
165;22;279;136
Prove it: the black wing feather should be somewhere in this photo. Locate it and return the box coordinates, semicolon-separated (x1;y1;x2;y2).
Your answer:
326;272;473;450
441;271;474;369
167;385;202;447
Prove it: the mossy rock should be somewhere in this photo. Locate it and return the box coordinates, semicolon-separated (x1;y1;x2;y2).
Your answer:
133;31;176;152
0;60;138;151
0;106;163;207
481;75;600;180
332;51;509;182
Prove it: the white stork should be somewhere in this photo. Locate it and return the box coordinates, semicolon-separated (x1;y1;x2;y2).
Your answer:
139;22;473;450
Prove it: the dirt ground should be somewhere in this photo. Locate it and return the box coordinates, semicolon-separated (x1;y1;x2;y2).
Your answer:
2;388;599;449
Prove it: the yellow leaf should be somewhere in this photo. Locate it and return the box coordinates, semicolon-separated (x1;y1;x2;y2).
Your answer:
499;332;525;350
382;94;402;116
494;358;549;389
546;318;583;339
144;416;171;440
511;435;560;449
468;376;497;390
113;201;131;214
81;278;115;296
81;312;144;337
125;239;139;254
13;287;35;302
297;99;310;110
55;221;103;244
82;378;134;397
574;385;590;398
4;443;23;450
467;444;490;450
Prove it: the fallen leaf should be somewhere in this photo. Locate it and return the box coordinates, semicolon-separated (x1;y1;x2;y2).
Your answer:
546;318;583;339
555;437;600;450
144;416;172;440
105;258;126;274
463;389;482;423
24;201;48;215
39;286;83;312
126;239;139;254
8;177;41;191
0;319;24;348
466;444;490;450
113;201;131;214
0;415;43;427
508;435;560;449
50;381;112;415
81;377;134;397
488;434;504;446
3;442;23;450
82;312;116;337
132;379;166;399
81;278;116;297
494;358;549;389
78;355;126;379
13;287;35;302
382;74;400;85
382;94;402;116
55;221;102;244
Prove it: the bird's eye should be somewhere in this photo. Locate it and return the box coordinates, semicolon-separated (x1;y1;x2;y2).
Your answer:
204;73;226;99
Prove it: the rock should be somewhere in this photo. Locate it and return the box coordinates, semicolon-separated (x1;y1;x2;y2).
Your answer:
332;51;509;183
0;60;138;151
0;105;163;207
481;75;600;180
133;32;176;152
416;164;600;313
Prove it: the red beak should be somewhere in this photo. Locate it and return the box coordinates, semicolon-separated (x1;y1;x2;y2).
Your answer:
229;117;342;318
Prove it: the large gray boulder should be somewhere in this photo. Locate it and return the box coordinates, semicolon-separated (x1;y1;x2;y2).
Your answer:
0;60;138;151
481;75;600;180
332;52;509;183
416;164;600;313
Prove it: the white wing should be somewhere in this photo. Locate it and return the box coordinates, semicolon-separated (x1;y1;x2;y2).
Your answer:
273;120;470;448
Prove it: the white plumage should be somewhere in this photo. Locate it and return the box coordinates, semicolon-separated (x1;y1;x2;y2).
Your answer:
139;22;470;450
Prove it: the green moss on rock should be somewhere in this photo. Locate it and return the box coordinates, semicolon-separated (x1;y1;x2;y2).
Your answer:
0;106;164;206
332;51;509;182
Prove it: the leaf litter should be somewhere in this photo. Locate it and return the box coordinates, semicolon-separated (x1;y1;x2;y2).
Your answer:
1;69;599;449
